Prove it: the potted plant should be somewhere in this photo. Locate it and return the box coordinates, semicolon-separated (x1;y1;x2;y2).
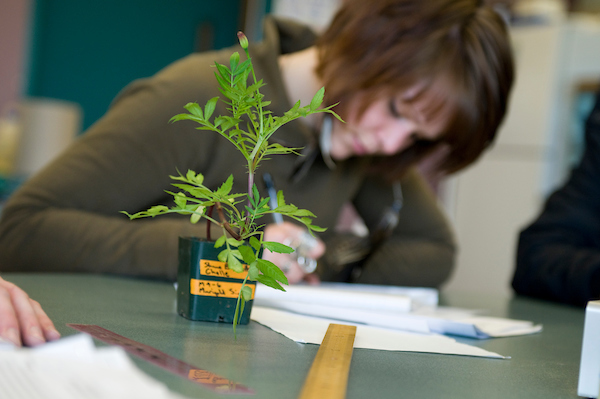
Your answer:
123;32;340;332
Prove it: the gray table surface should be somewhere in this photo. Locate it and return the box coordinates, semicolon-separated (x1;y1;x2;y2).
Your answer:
3;273;586;399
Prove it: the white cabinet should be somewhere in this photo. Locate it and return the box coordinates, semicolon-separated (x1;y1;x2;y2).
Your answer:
442;16;600;295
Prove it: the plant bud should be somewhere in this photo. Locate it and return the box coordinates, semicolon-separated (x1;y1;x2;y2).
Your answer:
237;31;249;49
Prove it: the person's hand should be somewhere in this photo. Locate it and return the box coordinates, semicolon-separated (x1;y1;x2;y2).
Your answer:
0;276;60;347
263;222;325;284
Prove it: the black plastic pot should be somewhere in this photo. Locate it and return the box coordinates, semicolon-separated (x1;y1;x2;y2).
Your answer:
177;236;255;324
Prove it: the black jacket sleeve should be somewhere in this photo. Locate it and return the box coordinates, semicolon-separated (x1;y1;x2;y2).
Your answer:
512;91;600;306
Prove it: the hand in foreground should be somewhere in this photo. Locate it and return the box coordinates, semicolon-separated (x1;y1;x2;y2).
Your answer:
263;222;325;285
0;276;61;347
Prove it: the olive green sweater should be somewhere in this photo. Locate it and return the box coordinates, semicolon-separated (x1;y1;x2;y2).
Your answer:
0;17;456;288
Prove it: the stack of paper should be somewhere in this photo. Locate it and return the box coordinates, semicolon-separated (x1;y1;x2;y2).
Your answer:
253;283;541;339
0;334;188;399
251;283;542;358
254;284;412;313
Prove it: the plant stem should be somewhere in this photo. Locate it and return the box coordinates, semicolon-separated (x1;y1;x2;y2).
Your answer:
206;205;213;241
216;202;241;240
244;172;255;235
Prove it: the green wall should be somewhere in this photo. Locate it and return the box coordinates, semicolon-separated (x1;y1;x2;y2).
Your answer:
26;0;244;130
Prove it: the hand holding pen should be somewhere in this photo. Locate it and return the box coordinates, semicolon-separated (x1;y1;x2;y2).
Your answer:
262;173;324;284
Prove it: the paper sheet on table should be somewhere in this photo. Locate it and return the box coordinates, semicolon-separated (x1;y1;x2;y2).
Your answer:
254;283;413;313
412;307;543;338
0;334;189;399
254;284;541;338
317;282;440;307
251;306;506;359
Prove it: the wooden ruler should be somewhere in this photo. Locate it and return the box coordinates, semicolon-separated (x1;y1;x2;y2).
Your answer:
298;323;357;399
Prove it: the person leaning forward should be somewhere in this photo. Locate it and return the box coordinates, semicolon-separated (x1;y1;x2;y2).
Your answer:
0;0;514;345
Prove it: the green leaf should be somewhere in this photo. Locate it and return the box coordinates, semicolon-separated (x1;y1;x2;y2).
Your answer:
309;225;327;233
235;58;252;75
171;184;211;199
215;235;226;248
257;197;269;209
262;241;294;254
275;204;298;214
218;249;228;262
227;252;244;273
238;296;245;324
229;52;240;71
242;205;254;218
299;217;315;226
226;238;245;247
290;209;316;218
190;205;204;223
214;73;230;91
237;219;248;234
241;285;253;301
204;97;219;120
256;275;286;291
247;261;259;280
147;205;169;215
220;117;242;131
277;190;286;207
174;192;187;208
183;102;203;119
256;259;288;284
214;62;231;81
251;184;260;205
217;175;234;195
249;236;261;251
233;294;244;338
238;245;256;264
214;116;227;128
232;73;246;87
310;87;325;111
193;172;205;185
285;100;301;117
169;113;202;124
185;169;196;182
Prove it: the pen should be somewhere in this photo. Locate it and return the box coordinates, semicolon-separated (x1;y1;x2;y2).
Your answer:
262;173;318;274
262;172;283;224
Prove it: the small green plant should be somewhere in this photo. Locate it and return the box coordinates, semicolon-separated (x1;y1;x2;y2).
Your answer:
123;32;341;332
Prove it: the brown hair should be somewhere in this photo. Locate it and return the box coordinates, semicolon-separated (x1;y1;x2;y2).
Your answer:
315;0;514;179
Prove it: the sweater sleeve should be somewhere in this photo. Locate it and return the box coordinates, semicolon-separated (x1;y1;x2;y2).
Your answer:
350;169;456;288
0;52;232;280
512;92;600;306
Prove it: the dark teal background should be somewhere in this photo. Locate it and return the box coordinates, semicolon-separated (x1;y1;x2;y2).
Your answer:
25;0;266;130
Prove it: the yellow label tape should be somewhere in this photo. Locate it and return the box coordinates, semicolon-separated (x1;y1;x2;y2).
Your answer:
190;279;255;299
199;259;249;280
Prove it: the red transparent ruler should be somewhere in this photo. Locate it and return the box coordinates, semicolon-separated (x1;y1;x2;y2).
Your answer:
67;324;254;395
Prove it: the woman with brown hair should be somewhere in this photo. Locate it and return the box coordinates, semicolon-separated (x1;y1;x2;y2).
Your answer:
0;0;513;345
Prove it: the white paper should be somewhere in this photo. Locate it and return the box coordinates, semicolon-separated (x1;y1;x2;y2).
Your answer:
0;336;15;351
411;308;543;338
255;283;541;339
251;306;505;359
255;283;413;313
0;334;189;399
318;282;439;308
256;301;431;333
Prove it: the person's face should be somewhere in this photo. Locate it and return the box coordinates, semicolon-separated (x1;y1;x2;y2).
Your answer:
329;86;448;160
